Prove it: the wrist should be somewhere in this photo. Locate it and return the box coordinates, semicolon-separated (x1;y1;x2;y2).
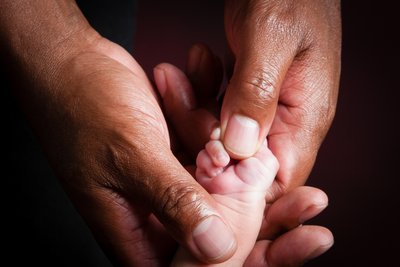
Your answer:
0;0;102;87
0;1;108;140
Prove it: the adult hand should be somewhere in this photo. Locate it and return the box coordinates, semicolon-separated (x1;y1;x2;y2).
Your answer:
28;39;244;265
1;1;238;265
154;50;333;266
221;0;342;200
244;187;333;267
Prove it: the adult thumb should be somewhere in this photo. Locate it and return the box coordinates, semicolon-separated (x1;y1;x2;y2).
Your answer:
220;41;296;159
125;141;237;263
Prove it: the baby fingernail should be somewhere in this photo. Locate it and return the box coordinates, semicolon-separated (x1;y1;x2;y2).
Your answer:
206;140;230;167
210;127;221;140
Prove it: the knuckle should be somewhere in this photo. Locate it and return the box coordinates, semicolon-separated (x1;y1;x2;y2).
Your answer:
100;139;138;189
240;68;279;106
158;181;207;225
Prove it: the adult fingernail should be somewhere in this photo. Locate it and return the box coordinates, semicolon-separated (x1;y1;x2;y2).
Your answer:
193;216;236;260
307;239;334;260
299;203;328;224
153;67;167;97
187;45;203;75
224;114;260;158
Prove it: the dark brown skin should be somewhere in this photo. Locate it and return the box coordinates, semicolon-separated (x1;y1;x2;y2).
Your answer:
1;0;339;266
221;0;341;200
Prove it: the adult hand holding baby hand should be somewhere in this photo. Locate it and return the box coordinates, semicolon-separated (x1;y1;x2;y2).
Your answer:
221;0;342;199
156;45;334;266
1;2;236;265
1;1;337;266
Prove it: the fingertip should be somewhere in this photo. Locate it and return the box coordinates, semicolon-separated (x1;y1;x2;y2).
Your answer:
153;63;197;112
186;43;223;101
205;140;230;167
196;150;210;170
142;149;235;264
187;44;205;76
210;126;221;140
196;149;223;178
222;114;260;159
299;186;329;204
305;227;334;260
266;226;333;266
300;188;330;224
192;216;237;263
311;187;329;207
288;186;329;209
153;63;180;98
260;186;330;240
153;66;167;97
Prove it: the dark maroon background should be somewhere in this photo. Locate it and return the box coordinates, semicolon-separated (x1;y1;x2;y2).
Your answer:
3;1;398;266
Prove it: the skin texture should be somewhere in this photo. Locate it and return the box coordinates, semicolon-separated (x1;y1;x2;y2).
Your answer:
1;0;338;266
173;138;279;267
157;61;279;266
154;62;333;266
221;0;342;201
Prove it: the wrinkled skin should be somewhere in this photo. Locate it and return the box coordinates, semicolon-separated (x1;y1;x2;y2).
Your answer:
221;0;341;201
154;61;333;267
1;0;339;266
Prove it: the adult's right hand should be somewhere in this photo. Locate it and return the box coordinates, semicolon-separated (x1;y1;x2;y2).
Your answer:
1;1;237;265
221;0;342;200
154;47;334;267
